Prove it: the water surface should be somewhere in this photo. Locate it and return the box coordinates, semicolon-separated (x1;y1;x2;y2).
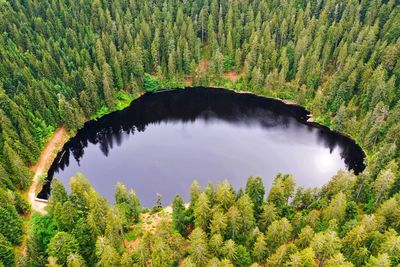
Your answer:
39;87;365;206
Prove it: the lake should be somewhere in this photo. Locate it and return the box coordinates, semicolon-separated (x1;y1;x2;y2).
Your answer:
38;87;365;207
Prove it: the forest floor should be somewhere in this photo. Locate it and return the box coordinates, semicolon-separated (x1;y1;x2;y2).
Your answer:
27;126;69;214
222;70;241;82
124;204;190;251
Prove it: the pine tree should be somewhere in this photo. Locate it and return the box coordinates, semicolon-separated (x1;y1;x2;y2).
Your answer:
288;247;316;267
245;176;265;220
54;201;79;231
268;174;295;210
210;209;228;236
188;228;210;266
168;50;177;77
295;226;315;249
372;163;396;206
236;194;256;241
151;30;161;69
47;232;79;266
252;233;268;263
3;142;32;190
365;253;391;267
102;62;115;108
216;180;235;211
95;236;121;267
71;218;97;265
310;231;341;265
265;218;292;252
58;97;79;130
222;239;238;263
172;195;187;235
209;233;224;258
67;253;86;267
194;192;210;231
0;233;14;266
259;203;279;232
325;253;353;267
322;192;347;223
83;67;100;110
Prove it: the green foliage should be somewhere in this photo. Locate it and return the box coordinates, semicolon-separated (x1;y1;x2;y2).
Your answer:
114;182;141;224
188;228;210;266
95;236;121;267
265;218;293;252
47;232;79;266
252;233;268;263
67;253;86;267
310;231;341;264
268;174;296;212
23;171;400;266
0;205;23;245
28;112;56;149
26;214;58;267
13;191;31;214
158;78;185;90
125;224;144;241
71;218;97;265
194;192;211;231
172;195;187;235
223;56;235;72
246;176;265;220
235;245;252;267
30;214;57;252
91;106;110;120
0;234;14;267
91;92;133;120
0;0;399;265
114;91;134;111
144;73;159;93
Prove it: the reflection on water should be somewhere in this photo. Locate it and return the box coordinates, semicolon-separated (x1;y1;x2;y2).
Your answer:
39;87;365;206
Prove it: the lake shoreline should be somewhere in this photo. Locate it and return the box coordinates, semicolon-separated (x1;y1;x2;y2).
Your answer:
36;87;366;205
33;86;367;202
26;127;70;212
156;87;362;155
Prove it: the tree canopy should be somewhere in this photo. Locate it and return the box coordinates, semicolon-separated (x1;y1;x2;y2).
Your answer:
0;0;399;265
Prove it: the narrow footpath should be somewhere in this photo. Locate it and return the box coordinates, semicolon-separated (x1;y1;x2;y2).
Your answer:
27;127;68;214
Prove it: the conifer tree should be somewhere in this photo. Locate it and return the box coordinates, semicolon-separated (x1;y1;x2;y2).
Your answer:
172;195;187;235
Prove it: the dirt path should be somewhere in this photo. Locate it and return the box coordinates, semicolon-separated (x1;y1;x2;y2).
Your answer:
222;71;241;82
27;127;69;214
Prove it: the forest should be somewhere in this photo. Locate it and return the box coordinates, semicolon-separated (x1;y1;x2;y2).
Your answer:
0;0;399;265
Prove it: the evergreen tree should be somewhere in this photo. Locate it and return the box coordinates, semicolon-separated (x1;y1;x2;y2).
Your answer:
216;180;235;211
245;176;265;220
0;205;23;245
188;228;210;266
95;236;121;267
265;218;293;252
0;233;14;266
47;232;79;266
0;0;398;265
287;247;316;267
210;209;228;236
252;233;268;263
172;195;187;235
194;192;211;231
310;231;341;265
83;67;100;110
259;203;279;232
67;253;86;267
102;62;115;108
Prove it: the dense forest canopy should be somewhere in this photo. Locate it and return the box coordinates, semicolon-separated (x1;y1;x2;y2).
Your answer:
0;0;399;265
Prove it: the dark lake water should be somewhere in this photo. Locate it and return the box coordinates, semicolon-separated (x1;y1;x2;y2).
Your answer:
39;87;365;207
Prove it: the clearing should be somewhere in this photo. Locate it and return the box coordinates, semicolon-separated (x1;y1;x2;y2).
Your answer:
27;127;69;214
